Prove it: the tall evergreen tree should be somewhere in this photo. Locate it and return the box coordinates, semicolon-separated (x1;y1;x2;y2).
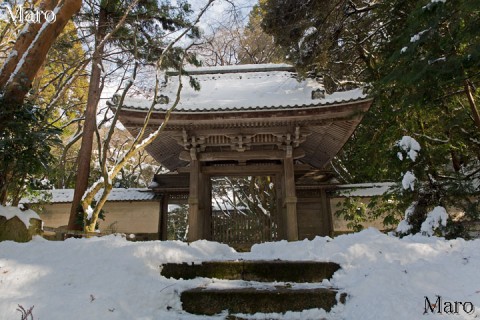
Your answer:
0;11;87;205
237;4;284;64
0;0;82;205
374;0;480;235
260;0;480;235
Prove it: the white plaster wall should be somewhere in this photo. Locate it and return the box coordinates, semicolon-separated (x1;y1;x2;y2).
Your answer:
38;201;160;234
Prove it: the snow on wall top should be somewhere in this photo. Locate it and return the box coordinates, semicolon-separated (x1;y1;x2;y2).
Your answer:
118;64;367;112
334;182;395;197
20;188;156;204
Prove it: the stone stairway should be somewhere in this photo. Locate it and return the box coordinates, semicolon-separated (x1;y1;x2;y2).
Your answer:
161;260;345;317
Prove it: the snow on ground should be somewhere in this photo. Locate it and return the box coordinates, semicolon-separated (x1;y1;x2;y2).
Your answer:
0;229;479;319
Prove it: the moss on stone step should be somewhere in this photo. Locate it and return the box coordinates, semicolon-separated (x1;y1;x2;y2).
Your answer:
242;261;340;282
161;261;243;280
181;287;341;315
161;260;340;282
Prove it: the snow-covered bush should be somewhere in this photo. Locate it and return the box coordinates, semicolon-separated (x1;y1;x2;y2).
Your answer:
394;136;474;238
420;206;448;236
397;204;449;237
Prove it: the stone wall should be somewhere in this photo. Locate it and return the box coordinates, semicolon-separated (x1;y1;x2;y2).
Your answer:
0;216;42;242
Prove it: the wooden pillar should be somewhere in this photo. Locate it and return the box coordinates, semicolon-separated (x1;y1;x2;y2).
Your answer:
203;176;212;240
275;173;286;240
319;188;334;237
187;151;203;241
158;194;169;240
283;147;298;241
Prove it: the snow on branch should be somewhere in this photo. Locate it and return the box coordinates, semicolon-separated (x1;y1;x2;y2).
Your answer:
397;136;421;162
420;206;448;236
80;1;216;232
402;171;416;191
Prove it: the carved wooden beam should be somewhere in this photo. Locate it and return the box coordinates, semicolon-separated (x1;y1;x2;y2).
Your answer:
200;164;283;175
179;148;305;162
177;163;315;175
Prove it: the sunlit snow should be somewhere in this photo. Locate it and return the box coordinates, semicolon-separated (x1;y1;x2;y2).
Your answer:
421;206;448;236
402;171;416;191
0;230;479;319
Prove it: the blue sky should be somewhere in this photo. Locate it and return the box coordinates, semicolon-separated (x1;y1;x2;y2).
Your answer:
194;0;258;31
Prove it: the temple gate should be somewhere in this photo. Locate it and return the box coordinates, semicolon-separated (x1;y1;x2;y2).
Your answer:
116;64;372;244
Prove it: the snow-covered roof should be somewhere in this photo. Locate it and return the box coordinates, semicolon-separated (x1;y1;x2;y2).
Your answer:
117;64;372;171
118;63;366;112
334;183;396;197
21;188;157;204
172;63;295;75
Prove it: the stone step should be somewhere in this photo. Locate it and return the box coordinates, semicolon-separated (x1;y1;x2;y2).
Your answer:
181;286;345;316
161;260;340;282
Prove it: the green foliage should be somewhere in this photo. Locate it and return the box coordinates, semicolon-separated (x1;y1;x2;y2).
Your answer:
260;0;385;90
0;100;61;205
238;4;285;64
377;0;480;107
0;21;88;202
188;76;201;91
11;22;88;192
261;0;480;237
88;0;197;64
335;194;403;232
335;197;368;232
394;135;480;238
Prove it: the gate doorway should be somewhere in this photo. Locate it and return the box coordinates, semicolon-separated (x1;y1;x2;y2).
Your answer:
211;176;279;249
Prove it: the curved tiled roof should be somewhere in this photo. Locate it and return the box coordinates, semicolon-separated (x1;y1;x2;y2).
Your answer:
120;93;367;113
116;64;372;171
115;64;367;113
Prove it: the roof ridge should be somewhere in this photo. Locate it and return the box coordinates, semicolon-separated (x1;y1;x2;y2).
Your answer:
166;63;296;76
121;94;369;113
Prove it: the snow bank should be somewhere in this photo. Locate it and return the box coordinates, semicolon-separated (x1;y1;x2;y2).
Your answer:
0;230;479;319
0;205;41;228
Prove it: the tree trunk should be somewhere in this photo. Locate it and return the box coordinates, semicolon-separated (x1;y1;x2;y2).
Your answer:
0;0;57;89
465;80;480;130
0;0;82;106
67;6;108;230
0;174;7;205
0;0;82;186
